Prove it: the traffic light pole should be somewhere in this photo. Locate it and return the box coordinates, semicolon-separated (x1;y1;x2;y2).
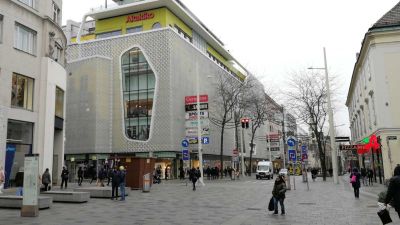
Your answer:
241;127;246;177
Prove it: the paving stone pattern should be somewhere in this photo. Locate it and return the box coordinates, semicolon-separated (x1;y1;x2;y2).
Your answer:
0;175;397;225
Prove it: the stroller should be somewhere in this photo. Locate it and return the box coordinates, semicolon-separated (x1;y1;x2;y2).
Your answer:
153;174;161;184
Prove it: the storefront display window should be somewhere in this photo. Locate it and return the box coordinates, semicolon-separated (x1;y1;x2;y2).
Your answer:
121;47;155;141
11;73;34;110
5;120;33;188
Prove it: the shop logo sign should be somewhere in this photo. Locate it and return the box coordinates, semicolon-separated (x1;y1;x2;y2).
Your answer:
126;12;155;23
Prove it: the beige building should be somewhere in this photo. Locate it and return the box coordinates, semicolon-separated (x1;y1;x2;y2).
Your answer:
0;0;67;186
346;2;400;183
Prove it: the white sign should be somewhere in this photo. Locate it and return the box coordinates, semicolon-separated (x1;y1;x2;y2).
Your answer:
185;128;210;137
185;111;208;120
23;155;39;206
185;119;210;128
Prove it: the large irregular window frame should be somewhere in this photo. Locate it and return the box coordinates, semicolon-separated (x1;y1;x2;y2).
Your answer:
121;47;155;141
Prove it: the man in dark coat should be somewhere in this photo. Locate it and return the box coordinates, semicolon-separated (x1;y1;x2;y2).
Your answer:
111;168;120;200
77;167;83;186
385;165;400;218
60;166;69;189
189;167;200;191
41;168;51;191
272;175;286;215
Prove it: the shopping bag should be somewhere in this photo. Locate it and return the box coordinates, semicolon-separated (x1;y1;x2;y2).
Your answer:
377;208;392;224
268;197;274;211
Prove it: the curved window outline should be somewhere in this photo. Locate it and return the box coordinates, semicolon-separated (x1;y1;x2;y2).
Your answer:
152;22;162;29
119;45;158;142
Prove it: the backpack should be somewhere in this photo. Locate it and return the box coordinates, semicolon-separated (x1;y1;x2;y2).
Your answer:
350;174;357;183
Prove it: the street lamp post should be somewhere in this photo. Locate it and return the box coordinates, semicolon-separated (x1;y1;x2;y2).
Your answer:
308;47;339;184
195;62;205;186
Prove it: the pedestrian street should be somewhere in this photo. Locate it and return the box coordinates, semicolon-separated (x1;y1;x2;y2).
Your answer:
0;174;394;225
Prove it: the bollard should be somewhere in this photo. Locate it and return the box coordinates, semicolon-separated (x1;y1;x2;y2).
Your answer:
143;173;151;192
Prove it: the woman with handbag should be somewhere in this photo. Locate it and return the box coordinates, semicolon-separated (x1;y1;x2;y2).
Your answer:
350;167;361;198
272;174;286;215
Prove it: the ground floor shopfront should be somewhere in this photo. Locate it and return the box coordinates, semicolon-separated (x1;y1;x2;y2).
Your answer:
64;152;260;180
352;130;400;184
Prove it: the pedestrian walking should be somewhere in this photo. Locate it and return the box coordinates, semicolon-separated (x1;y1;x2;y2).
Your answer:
111;167;120;200
350;167;361;198
60;166;69;189
0;166;5;194
89;165;96;184
118;166;126;201
367;169;374;186
189;167;200;191
206;166;211;180
272;174;286;215
98;167;106;187
311;168;318;181
385;165;400;219
41;168;51;191
15;168;24;196
77;167;83;186
360;168;367;186
179;167;185;180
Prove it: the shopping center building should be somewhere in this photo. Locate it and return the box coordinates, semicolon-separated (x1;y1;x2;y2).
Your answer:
0;0;67;186
63;0;276;178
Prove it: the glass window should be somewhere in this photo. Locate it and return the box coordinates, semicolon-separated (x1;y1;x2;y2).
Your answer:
96;30;121;39
121;47;155;141
14;23;37;55
11;73;34;110
55;87;64;118
126;26;143;34
7;120;33;145
152;22;162;29
0;15;3;43
52;2;61;24
18;0;34;8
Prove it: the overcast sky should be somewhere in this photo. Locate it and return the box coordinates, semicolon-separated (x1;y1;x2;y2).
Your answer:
62;0;400;136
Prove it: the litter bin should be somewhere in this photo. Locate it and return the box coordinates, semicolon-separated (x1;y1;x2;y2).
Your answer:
143;173;151;192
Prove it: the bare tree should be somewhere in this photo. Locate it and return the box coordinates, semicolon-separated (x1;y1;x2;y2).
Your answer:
285;71;329;181
209;74;250;171
246;90;272;175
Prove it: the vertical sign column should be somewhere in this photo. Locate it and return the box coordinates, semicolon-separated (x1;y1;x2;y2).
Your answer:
184;95;210;145
21;154;39;217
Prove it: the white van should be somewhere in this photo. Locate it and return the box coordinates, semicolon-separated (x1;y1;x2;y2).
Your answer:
256;161;273;180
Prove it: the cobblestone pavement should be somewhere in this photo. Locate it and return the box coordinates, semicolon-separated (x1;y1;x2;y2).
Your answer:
0;174;397;225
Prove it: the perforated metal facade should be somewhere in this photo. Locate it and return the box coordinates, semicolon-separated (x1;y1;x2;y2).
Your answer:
66;28;269;160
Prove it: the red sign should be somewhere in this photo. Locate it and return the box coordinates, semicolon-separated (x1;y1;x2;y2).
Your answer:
185;95;208;104
267;133;280;142
233;149;239;156
126;12;154;23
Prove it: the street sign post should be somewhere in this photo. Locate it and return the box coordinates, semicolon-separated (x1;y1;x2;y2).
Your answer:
181;139;189;148
287;137;296;147
202;137;210;144
182;149;190;161
288;149;296;162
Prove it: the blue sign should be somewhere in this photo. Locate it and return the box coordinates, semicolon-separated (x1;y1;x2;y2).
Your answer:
287;138;296;147
301;145;307;154
182;149;190;160
288;149;296;162
202;137;210;144
181;139;189;148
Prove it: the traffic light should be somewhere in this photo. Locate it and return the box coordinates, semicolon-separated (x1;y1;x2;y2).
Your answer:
241;118;250;129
